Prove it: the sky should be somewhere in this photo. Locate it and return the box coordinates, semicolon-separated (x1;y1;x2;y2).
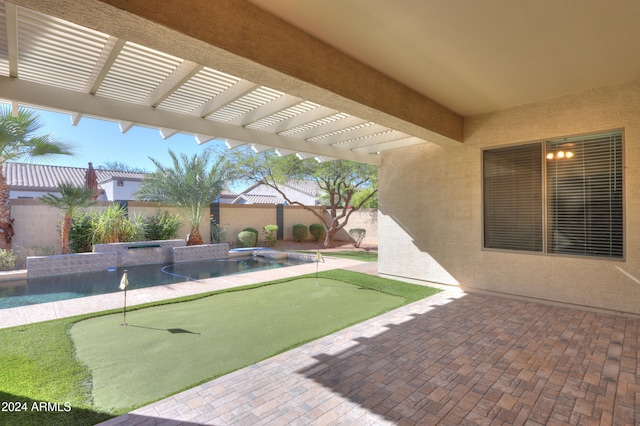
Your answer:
25;107;228;172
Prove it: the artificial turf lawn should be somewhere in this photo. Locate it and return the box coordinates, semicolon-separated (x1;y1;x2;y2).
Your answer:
323;250;378;262
300;250;378;262
0;319;112;426
0;270;440;424
70;277;405;412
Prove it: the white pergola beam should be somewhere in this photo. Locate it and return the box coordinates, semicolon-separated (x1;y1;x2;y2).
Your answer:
314;155;336;163
294;115;367;141
224;139;247;149
119;121;134;133
250;144;272;153
335;130;408;150
5;2;18;78
0;77;380;164
143;60;203;107
354;136;425;153
159;128;178;139
195;134;215;145
260;104;332;134
326;123;390;146
87;37;126;95
275;148;297;157
235;94;302;127
70;112;82;126
192;79;257;118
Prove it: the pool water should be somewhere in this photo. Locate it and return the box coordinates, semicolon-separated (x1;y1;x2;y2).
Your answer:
0;256;309;310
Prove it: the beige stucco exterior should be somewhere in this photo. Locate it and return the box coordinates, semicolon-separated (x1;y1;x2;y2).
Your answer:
379;79;640;314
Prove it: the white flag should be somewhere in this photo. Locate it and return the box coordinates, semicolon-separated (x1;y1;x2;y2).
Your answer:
316;250;324;263
119;271;129;290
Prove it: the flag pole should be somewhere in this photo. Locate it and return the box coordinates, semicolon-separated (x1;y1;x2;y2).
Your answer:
119;269;129;326
315;250;324;286
123;286;127;326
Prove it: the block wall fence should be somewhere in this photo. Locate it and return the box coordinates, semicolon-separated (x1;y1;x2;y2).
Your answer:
10;200;377;253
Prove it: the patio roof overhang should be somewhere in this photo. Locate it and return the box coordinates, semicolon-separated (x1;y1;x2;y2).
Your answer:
0;0;465;166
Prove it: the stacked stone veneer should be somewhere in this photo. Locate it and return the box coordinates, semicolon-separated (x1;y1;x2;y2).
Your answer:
254;250;315;263
284;252;316;263
172;243;230;263
93;239;185;267
27;252;118;278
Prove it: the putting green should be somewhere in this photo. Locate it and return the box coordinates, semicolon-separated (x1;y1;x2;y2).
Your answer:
70;278;404;413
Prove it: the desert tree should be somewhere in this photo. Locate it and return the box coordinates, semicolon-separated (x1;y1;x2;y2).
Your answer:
233;148;377;248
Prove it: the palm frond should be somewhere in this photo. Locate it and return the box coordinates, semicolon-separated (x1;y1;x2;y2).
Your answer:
134;149;235;229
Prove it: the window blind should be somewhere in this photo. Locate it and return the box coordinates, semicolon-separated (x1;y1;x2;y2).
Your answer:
483;143;543;252
546;132;623;258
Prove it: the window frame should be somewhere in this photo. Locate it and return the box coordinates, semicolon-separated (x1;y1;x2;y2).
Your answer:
481;129;625;260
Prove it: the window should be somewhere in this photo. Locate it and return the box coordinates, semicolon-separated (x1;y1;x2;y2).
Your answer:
483;143;543;252
483;131;623;259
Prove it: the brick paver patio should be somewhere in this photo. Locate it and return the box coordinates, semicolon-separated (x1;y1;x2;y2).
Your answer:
101;281;640;425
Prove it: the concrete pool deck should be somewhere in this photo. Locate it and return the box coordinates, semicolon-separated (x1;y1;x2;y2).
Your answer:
0;255;366;329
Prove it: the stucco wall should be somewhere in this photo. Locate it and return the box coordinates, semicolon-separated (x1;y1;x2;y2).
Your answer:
379;79;640;314
218;204;377;245
217;204;278;245
10;200;378;253
11;200;201;251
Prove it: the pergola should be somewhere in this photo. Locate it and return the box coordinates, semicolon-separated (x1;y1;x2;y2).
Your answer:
0;0;443;166
1;0;639;166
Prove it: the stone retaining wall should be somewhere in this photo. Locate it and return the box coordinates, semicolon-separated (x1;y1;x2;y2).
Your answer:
253;250;316;263
172;243;230;263
93;239;185;267
27;252;118;278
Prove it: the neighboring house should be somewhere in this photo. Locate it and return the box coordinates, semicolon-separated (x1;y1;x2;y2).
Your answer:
97;171;147;201
216;191;239;204
5;162;146;201
232;194;284;205
233;180;320;205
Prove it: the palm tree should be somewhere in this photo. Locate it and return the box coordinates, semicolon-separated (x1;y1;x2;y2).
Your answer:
39;183;97;254
134;149;235;245
0;106;73;248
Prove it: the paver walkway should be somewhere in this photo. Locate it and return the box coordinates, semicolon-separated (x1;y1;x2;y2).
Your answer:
101;284;640;425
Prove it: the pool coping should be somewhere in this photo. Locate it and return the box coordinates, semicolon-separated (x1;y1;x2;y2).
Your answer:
0;256;366;329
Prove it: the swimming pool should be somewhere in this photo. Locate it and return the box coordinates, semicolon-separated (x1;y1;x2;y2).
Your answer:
0;256;310;310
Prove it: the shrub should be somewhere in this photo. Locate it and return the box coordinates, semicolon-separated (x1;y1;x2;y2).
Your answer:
68;211;94;253
309;223;325;242
15;245;57;269
210;221;228;244
349;228;367;248
144;210;182;240
242;227;259;243
92;204;138;243
0;249;17;271
128;212;148;242
237;231;257;248
292;224;308;242
263;224;278;247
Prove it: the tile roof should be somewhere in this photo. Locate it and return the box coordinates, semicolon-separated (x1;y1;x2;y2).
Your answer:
285;180;319;196
238;180;319;197
232;194;284;205
5;162;147;191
